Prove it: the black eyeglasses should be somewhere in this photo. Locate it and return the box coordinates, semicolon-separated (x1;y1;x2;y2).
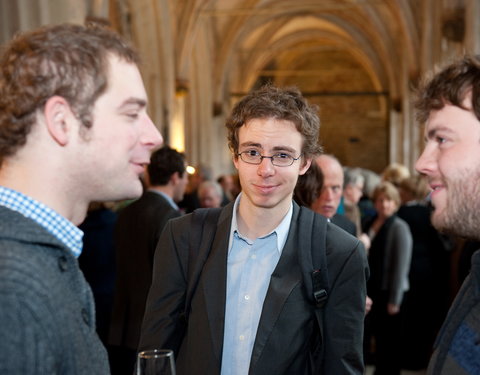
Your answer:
237;150;301;167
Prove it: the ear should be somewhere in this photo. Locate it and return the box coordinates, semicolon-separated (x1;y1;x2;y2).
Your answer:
43;96;75;146
170;171;180;185
298;157;312;175
232;153;240;170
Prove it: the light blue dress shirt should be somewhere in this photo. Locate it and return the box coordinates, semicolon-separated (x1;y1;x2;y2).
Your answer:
0;186;83;257
221;193;293;375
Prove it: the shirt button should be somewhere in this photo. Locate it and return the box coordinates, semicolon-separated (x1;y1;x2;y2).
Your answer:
244;295;250;300
81;309;90;325
239;335;245;341
58;256;68;272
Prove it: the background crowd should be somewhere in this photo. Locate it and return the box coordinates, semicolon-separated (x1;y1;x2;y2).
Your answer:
78;148;462;375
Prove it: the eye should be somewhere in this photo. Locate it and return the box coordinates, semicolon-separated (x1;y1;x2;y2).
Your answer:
126;113;139;119
273;152;292;159
245;149;260;156
435;136;446;144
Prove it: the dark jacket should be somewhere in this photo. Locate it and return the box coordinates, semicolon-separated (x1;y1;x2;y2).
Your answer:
139;202;369;374
109;191;181;350
331;213;357;236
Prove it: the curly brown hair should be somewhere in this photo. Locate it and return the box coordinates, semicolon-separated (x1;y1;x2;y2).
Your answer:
0;23;139;165
225;85;322;159
415;55;480;123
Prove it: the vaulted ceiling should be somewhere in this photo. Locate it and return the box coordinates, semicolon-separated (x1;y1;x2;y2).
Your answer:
1;0;478;174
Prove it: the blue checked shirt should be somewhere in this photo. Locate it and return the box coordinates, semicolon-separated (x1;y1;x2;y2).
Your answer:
0;186;83;257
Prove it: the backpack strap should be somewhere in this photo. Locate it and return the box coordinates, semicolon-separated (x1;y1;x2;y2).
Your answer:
297;206;329;367
297;206;329;306
183;207;222;323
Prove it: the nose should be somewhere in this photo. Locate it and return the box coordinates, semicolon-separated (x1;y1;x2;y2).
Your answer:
141;114;163;149
322;187;334;201
415;145;434;176
257;156;275;176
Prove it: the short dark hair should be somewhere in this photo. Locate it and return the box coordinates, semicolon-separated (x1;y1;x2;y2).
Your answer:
148;146;186;186
415;55;480;123
0;23;139;165
226;85;322;159
294;162;324;208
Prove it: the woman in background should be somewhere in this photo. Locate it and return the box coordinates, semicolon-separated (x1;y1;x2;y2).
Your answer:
363;181;412;375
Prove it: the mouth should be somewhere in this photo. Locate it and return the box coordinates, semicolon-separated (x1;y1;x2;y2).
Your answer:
132;161;148;175
253;183;278;194
429;183;444;196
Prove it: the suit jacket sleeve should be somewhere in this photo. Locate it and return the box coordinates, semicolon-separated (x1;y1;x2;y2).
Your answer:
322;225;369;375
138;216;189;354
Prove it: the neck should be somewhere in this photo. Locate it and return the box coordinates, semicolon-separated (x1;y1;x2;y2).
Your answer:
149;184;174;200
236;197;291;240
0;159;88;225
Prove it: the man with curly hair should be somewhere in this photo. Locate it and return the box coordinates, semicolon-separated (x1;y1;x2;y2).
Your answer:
140;85;368;375
415;55;480;375
0;24;162;374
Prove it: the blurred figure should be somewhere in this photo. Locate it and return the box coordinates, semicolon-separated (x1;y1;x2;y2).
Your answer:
217;174;235;203
344;168;371;251
312;154;357;236
78;202;117;346
179;163;213;213
397;175;451;371
381;162;410;188
109;146;187;375
357;168;381;225
198;180;223;208
363;182;412;375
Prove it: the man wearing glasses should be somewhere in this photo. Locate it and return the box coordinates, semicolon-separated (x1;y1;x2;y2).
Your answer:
139;85;368;374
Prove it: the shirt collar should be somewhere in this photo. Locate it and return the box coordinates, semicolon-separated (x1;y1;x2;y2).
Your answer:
0;186;84;257
228;192;293;254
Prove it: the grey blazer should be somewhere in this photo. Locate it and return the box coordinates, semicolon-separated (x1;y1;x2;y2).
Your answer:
0;206;109;374
139;202;369;375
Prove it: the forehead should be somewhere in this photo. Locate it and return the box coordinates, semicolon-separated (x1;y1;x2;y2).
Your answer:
317;158;343;183
102;55;147;102
239;117;303;150
424;101;478;137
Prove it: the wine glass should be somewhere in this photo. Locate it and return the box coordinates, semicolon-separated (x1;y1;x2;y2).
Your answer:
136;349;176;375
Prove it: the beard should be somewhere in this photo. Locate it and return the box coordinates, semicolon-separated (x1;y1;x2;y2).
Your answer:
432;168;480;240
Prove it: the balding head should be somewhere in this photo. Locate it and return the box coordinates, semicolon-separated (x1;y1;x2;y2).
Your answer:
311;154;344;218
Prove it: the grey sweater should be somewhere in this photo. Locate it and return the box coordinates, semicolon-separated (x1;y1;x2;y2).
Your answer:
0;206;109;374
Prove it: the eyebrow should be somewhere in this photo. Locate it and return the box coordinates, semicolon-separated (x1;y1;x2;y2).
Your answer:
425;125;454;141
118;98;147;110
239;142;298;154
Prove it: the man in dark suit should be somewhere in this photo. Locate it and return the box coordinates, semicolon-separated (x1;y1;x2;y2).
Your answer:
109;146;188;374
139;86;369;374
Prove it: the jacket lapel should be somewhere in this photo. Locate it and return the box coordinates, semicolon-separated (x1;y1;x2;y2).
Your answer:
249;205;301;370
201;205;233;363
